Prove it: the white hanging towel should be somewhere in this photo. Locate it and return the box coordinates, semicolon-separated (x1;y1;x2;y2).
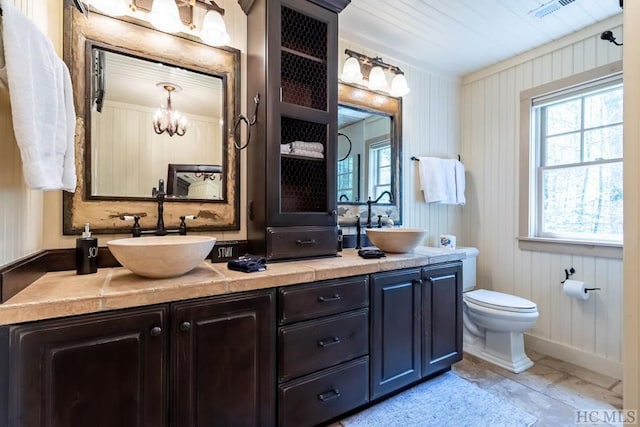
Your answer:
454;159;466;205
0;0;76;192
418;157;463;205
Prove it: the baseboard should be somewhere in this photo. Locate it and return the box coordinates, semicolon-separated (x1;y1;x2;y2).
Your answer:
524;334;622;380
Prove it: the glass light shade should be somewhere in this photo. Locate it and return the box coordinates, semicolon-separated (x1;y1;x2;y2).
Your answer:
340;57;363;83
390;73;410;97
149;0;183;33
200;10;231;46
367;66;387;91
87;0;129;16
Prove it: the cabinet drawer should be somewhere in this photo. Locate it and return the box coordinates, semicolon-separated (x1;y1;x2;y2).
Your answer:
278;356;369;427
279;309;368;382
279;276;369;324
266;226;338;260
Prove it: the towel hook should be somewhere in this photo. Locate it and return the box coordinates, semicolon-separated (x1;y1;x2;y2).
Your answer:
232;93;260;151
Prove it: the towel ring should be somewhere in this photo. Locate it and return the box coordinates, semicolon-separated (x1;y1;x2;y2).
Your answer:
233;93;260;151
338;132;352;162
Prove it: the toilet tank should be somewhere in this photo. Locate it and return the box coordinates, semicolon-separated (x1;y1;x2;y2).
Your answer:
458;247;479;292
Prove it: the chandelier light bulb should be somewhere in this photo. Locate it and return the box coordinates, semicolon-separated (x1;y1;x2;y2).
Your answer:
153;84;188;137
149;0;184;33
340;57;363;83
200;10;231;46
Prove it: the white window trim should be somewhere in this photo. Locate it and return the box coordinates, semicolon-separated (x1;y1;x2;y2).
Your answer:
518;61;623;259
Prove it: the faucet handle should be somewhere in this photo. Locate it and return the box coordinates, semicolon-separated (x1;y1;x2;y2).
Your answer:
178;215;197;235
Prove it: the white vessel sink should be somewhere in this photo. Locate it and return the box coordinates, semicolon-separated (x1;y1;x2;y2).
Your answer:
107;236;216;278
365;228;428;253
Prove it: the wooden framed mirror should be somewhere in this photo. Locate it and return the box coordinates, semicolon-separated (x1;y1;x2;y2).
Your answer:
62;4;240;234
337;82;402;225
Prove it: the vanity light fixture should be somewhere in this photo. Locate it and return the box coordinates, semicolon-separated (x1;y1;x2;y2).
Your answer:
340;49;410;97
153;83;188;137
197;2;230;46
149;0;184;33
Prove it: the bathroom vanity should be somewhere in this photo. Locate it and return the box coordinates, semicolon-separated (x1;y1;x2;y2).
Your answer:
0;248;463;427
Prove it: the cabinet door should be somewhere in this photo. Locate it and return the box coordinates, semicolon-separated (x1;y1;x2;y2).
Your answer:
268;0;338;227
370;269;422;400
422;262;463;376
171;290;275;427
4;306;167;427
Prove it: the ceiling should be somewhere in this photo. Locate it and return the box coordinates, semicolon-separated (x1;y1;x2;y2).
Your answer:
339;0;623;76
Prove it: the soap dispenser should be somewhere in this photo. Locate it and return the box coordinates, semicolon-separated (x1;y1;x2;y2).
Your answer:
76;223;98;275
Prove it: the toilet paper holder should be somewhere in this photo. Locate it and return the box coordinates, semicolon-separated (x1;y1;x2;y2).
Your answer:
561;267;601;292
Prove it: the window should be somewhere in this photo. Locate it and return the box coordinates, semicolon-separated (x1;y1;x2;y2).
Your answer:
337;156;354;202
534;78;623;242
519;63;623;256
369;141;391;198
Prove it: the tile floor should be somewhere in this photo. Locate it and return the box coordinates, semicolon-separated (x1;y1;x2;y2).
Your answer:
452;351;623;426
334;351;623;426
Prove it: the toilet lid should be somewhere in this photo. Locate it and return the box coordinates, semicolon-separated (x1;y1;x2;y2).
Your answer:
464;289;537;313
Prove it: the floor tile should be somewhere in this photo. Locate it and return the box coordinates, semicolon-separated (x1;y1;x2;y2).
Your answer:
544;374;623;411
537;356;619;389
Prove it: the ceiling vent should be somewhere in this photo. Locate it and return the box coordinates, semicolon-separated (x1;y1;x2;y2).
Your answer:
529;0;576;18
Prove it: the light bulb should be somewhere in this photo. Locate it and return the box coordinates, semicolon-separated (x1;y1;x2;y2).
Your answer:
149;0;183;33
87;0;130;16
390;74;410;97
200;10;231;46
340;57;362;83
367;66;387;91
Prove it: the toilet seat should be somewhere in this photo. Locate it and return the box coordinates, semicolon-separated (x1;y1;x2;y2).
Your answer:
464;289;537;313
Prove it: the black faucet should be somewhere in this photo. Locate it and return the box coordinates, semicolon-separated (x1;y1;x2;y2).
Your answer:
120;179;196;237
152;179;167;236
366;191;393;228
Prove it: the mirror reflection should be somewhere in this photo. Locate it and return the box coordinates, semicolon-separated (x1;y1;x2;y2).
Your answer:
337;106;392;203
89;47;224;200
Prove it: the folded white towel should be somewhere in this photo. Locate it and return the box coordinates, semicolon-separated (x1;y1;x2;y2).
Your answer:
291;149;324;159
0;0;77;192
418;157;459;204
290;141;324;153
280;143;291;154
454;159;466;205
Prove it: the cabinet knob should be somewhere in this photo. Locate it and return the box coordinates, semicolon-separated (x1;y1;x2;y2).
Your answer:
412;279;424;285
330;209;337;217
180;321;192;331
150;326;162;336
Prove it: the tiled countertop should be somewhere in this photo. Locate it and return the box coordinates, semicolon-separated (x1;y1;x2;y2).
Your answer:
0;247;465;326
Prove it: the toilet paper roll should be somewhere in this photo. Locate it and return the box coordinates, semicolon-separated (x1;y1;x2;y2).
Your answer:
563;279;590;300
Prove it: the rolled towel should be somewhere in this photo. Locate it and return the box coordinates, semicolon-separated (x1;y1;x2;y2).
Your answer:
290;141;324;153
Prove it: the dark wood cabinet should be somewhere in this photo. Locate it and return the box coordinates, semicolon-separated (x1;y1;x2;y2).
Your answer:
171;291;275;426
369;268;422;400
0;291;275;427
421;263;463;376
1;306;168;427
370;261;463;399
246;0;349;260
277;276;369;427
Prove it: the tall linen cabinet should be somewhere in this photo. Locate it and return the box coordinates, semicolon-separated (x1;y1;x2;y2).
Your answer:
245;0;350;260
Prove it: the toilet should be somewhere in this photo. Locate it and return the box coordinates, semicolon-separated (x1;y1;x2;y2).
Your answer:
460;247;539;373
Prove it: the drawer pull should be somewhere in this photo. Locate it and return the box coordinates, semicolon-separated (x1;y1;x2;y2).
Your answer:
318;294;341;302
318;388;341;402
318;336;341;347
296;239;317;246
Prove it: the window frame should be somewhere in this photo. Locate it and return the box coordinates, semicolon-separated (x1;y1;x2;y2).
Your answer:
518;61;623;259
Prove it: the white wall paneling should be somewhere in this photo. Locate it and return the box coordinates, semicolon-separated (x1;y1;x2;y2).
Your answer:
461;19;624;378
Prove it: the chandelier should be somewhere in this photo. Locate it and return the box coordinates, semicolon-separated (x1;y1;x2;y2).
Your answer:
153;83;187;137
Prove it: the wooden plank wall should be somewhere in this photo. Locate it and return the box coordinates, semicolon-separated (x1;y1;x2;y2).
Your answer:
460;17;624;377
